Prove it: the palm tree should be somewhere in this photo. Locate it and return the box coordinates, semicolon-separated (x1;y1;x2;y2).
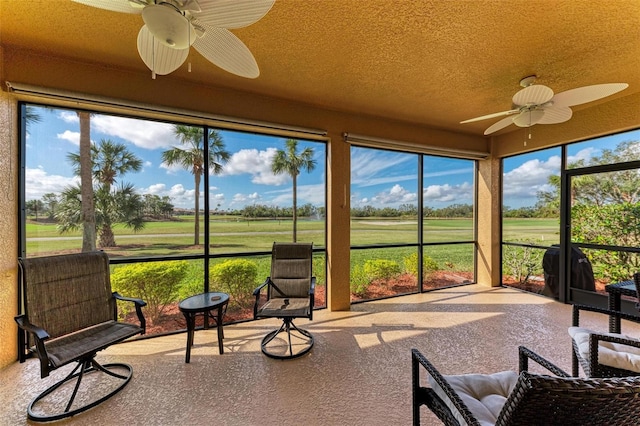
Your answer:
56;182;145;248
25;106;42;125
271;139;316;242
162;126;230;245
67;139;143;247
78;111;96;252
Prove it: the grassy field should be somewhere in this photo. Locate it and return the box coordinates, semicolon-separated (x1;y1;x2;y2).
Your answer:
23;216;560;333
502;218;560;245
26;216;558;271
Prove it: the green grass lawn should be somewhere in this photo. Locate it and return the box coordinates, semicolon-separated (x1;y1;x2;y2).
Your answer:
502;218;560;244
26;216;559;266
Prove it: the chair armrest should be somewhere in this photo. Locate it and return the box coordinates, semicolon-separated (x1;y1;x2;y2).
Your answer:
253;278;270;297
308;277;316;320
15;315;52;374
572;304;640;327
15;315;50;341
113;292;147;334
253;278;271;318
411;348;479;425
518;346;569;377
587;333;640;373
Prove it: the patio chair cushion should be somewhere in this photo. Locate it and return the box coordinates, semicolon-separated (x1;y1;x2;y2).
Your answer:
428;370;519;426
569;326;640;373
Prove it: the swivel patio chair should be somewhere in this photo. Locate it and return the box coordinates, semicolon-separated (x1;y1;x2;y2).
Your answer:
15;251;146;422
412;346;640;426
253;242;315;359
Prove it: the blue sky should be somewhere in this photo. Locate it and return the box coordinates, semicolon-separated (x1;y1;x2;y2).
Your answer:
503;128;640;209
25;105;476;211
24;105;639;211
25;106;327;210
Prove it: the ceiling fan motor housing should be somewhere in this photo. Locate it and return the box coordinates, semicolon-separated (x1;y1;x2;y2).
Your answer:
142;3;196;49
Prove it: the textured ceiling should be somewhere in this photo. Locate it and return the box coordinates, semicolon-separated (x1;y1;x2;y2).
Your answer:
1;0;639;137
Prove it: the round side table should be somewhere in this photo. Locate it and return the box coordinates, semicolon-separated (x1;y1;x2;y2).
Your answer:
178;292;229;363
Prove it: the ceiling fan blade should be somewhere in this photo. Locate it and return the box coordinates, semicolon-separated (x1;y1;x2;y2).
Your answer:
460;109;519;124
484;116;515;135
551;83;629;108
193;26;259;78
71;0;144;14
195;0;275;29
137;26;189;75
513;109;545;128
512;84;554;106
538;106;573;124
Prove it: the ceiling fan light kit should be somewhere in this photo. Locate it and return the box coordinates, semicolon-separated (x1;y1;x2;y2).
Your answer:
72;0;276;79
142;4;195;49
461;75;628;135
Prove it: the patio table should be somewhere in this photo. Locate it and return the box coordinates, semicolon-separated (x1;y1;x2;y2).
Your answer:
179;292;229;363
605;280;636;333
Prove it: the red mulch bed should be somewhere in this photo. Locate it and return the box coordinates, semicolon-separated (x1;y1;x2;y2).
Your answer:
141;271;475;335
503;275;609;295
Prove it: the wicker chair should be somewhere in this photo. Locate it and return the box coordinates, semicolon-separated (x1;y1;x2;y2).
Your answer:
412;346;640;426
253;242;315;359
15;251;146;422
570;275;640;377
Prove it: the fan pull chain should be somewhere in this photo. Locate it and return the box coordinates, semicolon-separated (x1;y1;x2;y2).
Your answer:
188;19;192;73
151;34;157;79
524;128;532;146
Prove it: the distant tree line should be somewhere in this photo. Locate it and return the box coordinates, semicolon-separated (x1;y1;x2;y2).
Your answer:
27;192;175;221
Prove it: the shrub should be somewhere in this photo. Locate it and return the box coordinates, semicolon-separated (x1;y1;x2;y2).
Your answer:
209;259;258;309
363;259;401;281
350;264;371;296
177;261;208;301
111;260;188;323
403;253;438;280
572;203;640;282
502;241;543;284
313;255;326;286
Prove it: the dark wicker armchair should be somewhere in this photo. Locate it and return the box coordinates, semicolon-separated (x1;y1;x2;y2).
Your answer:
15;251;146;422
253;242;315;359
569;274;640;377
412;346;640;426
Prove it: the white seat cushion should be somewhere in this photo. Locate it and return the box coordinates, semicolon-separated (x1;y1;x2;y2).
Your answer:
569;326;640;372
428;370;519;426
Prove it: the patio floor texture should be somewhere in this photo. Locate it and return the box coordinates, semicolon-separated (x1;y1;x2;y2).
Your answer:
3;284;638;425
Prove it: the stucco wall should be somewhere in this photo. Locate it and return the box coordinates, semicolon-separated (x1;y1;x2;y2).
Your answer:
0;46;18;369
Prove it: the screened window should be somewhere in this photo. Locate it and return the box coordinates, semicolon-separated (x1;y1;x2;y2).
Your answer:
21;103;327;333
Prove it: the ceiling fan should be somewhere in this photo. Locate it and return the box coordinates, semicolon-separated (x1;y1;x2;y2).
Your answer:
461;75;628;135
72;0;275;78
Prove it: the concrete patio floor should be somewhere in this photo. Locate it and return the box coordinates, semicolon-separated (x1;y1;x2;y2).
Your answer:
2;284;637;425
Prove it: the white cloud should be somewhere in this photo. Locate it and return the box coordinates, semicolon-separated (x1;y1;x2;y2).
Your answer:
231;192;262;205
57;111;176;150
351;149;415;186
91;115;176;149
568;147;599;164
503;156;560;199
210;193;225;206
58;111;78;123
56;130;80;146
25;167;77;200
423;182;473;203
221;148;288;185
371;184;417;205
139;183;197;209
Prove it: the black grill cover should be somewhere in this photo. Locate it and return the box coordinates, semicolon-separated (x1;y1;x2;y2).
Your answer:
542;246;595;298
